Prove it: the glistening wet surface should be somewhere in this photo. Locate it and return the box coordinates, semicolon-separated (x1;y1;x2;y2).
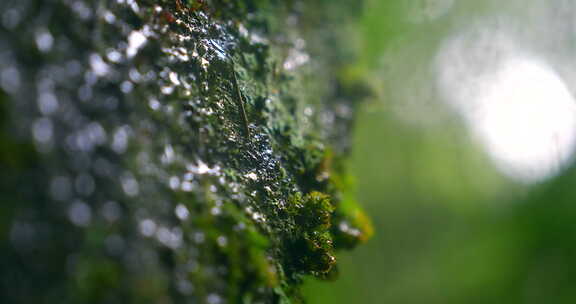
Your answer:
0;0;371;302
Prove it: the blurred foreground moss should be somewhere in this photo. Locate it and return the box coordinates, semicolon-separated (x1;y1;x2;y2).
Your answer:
0;0;371;303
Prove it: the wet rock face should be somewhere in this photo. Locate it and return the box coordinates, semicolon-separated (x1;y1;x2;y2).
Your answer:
0;0;371;302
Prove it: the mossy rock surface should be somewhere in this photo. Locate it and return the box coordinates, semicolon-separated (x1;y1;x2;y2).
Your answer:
0;0;372;302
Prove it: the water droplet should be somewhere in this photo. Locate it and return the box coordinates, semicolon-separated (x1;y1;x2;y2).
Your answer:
35;30;54;53
112;126;130;154
175;204;189;220
156;226;182;249
2;9;21;30
139;219;157;237
161;85;174;95
234;222;246;231
244;172;258;181
89;53;109;77
283;43;310;71
169;72;181;85
103;10;116;24
176;279;194;295
216;236;227;247
37;92;59;115
181;181;193;192
194;232;205;244
148;98;161;111
71;122;107;152
161;145;175;164
121;172;139;197
206;293;222;304
71;1;93;20
106;49;122;63
1;66;21;93
120;81;133;93
68;201;92;227
187;160;220;175
210;206;221;216
32;117;53;145
169;176;180;189
127;31;148;58
200;57;210;70
129;68;142;82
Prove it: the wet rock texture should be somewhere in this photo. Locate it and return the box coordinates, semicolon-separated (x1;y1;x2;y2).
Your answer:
0;0;372;302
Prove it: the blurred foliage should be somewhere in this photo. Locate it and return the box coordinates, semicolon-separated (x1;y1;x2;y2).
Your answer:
305;99;576;304
304;1;576;303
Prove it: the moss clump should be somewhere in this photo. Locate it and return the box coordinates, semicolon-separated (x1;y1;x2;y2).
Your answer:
286;192;336;277
331;202;374;250
291;191;334;231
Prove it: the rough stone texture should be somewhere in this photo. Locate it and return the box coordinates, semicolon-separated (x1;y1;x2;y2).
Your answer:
0;0;372;302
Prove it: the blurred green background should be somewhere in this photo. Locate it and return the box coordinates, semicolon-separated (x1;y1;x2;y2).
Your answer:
305;0;576;303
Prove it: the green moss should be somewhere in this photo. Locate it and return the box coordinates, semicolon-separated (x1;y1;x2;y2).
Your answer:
284;191;339;279
0;0;371;302
298;192;335;231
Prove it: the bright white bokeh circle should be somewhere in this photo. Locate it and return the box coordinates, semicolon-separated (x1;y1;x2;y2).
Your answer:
436;29;576;183
471;59;576;182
